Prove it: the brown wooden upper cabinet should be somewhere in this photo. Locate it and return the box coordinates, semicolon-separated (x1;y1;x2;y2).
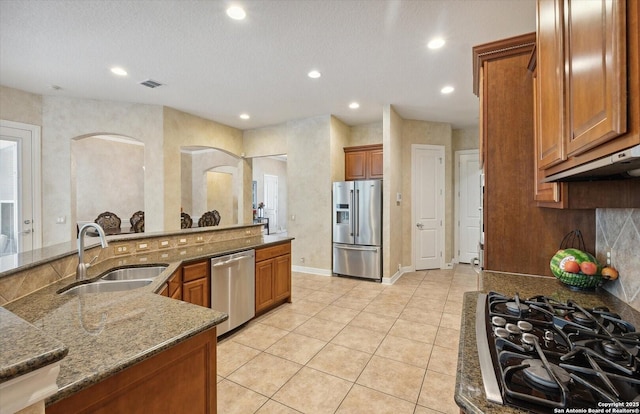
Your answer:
344;144;383;181
539;0;640;179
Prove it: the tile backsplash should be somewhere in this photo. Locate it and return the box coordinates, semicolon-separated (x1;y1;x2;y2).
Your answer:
595;208;640;311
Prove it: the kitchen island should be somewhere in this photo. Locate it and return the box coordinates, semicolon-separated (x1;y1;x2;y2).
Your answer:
455;271;640;414
0;225;293;412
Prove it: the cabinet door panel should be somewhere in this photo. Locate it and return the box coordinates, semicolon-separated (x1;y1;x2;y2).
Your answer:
536;0;565;168
255;260;275;312
345;151;367;180
183;278;209;308
273;254;291;302
565;0;627;156
168;269;182;298
183;261;208;282
170;285;183;300
368;149;384;179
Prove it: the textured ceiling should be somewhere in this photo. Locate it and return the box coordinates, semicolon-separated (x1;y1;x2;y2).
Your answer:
0;0;536;131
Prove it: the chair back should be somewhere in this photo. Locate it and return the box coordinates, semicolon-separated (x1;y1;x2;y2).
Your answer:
181;212;193;229
95;212;121;230
130;211;144;232
198;211;217;227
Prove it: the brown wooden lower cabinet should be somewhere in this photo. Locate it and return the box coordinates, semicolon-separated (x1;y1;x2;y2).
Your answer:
46;327;217;414
182;261;210;308
255;242;292;315
160;268;183;299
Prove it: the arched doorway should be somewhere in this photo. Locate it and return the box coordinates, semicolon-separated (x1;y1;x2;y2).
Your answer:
71;134;144;234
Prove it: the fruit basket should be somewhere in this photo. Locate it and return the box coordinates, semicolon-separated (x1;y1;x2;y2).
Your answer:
550;248;603;289
553;268;603;289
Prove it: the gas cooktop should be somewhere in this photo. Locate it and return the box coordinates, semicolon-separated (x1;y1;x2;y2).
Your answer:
477;292;640;412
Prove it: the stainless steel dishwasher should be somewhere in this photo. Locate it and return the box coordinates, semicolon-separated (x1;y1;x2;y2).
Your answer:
210;249;255;336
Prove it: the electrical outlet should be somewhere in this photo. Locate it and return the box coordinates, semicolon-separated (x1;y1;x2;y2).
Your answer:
136;242;148;251
178;238;187;245
606;249;612;266
114;245;129;255
300;257;305;263
159;240;170;248
397;263;401;271
195;236;204;243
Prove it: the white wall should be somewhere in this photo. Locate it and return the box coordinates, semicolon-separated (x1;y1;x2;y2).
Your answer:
72;136;145;225
43;96;164;246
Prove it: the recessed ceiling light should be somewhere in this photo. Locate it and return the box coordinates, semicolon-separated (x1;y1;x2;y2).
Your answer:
441;85;454;94
307;70;321;79
427;37;446;50
349;102;360;109
226;6;246;20
239;113;250;120
110;67;128;76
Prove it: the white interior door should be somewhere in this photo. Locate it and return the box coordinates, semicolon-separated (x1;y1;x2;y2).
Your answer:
264;174;278;231
455;150;481;264
412;145;444;270
0;120;41;255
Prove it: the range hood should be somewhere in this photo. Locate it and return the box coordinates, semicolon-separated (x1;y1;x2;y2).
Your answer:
543;144;640;182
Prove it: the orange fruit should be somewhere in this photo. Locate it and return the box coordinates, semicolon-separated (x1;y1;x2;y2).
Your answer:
602;266;619;280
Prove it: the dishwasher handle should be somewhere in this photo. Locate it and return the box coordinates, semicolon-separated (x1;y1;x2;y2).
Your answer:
211;251;255;267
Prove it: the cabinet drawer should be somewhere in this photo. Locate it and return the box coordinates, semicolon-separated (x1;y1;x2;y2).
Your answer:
256;243;291;262
183;261;208;282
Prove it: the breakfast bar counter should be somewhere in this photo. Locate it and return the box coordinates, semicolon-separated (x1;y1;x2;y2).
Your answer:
1;226;292;407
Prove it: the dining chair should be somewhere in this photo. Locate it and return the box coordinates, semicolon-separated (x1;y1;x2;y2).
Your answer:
95;211;121;231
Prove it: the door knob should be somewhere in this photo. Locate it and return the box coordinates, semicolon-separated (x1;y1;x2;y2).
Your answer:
416;223;424;229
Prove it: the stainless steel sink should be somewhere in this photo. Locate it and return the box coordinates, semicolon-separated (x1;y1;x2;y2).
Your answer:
60;279;153;295
100;265;167;281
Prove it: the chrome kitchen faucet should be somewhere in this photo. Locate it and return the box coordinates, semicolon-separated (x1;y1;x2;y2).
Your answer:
76;223;109;281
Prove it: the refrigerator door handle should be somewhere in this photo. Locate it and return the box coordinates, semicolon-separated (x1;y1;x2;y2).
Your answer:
355;189;360;237
335;244;379;252
350;189;355;236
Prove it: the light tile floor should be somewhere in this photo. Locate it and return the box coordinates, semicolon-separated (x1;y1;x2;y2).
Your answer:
217;265;478;414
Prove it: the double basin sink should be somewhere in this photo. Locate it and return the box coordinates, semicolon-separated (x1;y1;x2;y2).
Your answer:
59;265;168;295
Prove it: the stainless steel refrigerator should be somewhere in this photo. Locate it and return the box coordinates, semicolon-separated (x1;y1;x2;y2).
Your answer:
332;180;382;281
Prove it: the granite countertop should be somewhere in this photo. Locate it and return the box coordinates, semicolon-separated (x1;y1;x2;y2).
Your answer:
0;223;267;276
1;234;293;405
0;308;68;383
455;271;640;414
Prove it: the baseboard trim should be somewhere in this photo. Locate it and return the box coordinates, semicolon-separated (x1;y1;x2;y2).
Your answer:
291;265;332;276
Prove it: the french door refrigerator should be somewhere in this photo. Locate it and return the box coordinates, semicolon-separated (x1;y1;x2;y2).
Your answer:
332;180;382;281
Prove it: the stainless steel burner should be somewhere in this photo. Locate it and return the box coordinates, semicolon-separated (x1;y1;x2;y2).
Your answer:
602;341;624;357
570;311;595;326
506;301;529;314
492;316;506;327
505;323;521;335
522;359;571;389
517;321;533;332
494;327;510;338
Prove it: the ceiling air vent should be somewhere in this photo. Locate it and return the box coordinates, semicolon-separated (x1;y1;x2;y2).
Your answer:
139;79;163;88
